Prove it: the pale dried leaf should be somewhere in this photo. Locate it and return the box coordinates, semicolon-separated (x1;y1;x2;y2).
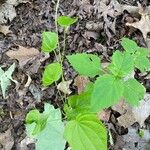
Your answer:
115;94;150;127
112;101;137;128
112;100;129;115
0;0;29;23
57;80;72;95
0;25;12;35
17;136;35;150
6;46;40;68
126;13;150;40
117;111;136;128
132;93;150;127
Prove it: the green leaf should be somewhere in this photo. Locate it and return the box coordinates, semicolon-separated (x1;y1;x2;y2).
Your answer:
134;48;150;72
0;63;16;98
91;74;124;112
26;103;66;150
64;114;107;150
121;38;138;53
41;32;58;53
108;51;134;77
65;83;94;120
57;16;78;27
123;79;145;106
26;110;48;135
42;62;62;86
67;53;101;77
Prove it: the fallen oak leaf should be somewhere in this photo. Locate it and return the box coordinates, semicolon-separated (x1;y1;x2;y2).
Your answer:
6;45;40;68
126;9;150;40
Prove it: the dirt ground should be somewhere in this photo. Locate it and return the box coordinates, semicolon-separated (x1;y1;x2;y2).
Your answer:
0;0;150;149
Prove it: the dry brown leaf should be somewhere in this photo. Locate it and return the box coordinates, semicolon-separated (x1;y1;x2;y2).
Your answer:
0;25;12;35
126;11;150;40
113;94;150;128
6;45;40;68
74;76;90;94
97;109;111;122
117;111;136;128
112;100;137;128
112;100;129;115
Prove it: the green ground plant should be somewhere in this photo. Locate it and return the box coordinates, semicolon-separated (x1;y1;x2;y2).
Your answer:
25;10;150;150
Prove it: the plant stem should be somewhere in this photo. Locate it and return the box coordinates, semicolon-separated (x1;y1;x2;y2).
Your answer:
62;27;67;58
55;0;65;82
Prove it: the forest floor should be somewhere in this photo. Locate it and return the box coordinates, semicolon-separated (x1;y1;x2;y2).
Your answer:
0;0;150;150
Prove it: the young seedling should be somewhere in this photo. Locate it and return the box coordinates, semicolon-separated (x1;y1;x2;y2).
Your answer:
67;38;149;112
26;17;150;149
26;14;107;150
27;6;150;150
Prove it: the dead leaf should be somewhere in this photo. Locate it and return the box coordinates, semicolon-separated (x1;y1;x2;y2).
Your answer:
112;100;130;115
6;45;40;68
113;94;150;127
126;10;150;40
0;25;12;35
97;109;111;122
57;80;72;95
112;100;136;128
117;111;136;128
132;93;150;127
17;136;35;150
0;128;14;150
74;76;90;94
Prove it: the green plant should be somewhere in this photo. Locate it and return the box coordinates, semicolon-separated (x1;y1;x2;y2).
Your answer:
26;14;107;150
67;38;149;112
25;9;150;150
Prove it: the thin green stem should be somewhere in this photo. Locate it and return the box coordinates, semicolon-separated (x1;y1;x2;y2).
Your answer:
55;0;65;82
55;0;60;32
54;0;67;103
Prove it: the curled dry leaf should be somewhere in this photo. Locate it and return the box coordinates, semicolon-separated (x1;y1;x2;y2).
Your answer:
6;46;40;68
74;75;90;94
0;25;12;35
57;80;72;95
24;74;32;88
